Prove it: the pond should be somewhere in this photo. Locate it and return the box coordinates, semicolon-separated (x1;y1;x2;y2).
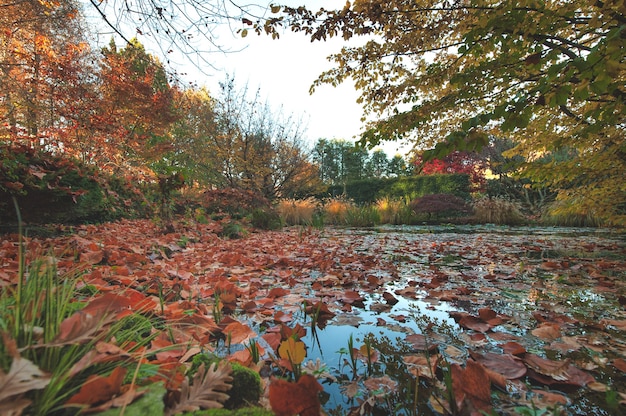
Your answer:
260;225;626;415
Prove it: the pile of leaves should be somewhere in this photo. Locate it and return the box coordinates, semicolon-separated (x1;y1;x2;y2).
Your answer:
1;219;625;415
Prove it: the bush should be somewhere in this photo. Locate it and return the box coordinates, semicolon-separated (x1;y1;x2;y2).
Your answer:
0;143;152;225
410;194;472;222
250;208;282;230
472;197;526;225
202;189;270;218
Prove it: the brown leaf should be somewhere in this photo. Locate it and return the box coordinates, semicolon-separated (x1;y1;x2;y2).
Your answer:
451;360;492;413
66;366;127;405
403;354;440;379
222;321;256;345
613;358;626;373
166;362;233;415
470;351;527;380
0;357;51;402
531;322;561;341
269;374;323;416
405;334;439;352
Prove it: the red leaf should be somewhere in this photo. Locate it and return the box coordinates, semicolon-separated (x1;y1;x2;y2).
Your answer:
470;351;527;380
66;366;127;405
269;375;323;416
268;287;289;298
451;360;492;413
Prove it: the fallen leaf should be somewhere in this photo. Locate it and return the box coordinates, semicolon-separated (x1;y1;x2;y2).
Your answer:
66;366;127;405
166;362;232;415
451;359;492;414
0;357;51;402
269;374;323;416
278;337;306;365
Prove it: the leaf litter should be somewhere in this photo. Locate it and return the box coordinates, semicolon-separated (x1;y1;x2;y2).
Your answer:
1;220;625;414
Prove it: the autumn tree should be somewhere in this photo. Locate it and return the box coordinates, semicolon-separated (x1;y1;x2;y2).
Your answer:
158;87;220;186
267;0;625;225
413;151;487;192
93;38;178;176
0;0;92;148
210;78;322;199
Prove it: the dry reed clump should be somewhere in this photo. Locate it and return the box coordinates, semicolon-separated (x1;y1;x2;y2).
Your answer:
276;197;319;226
472;196;525;225
323;197;354;225
375;197;404;224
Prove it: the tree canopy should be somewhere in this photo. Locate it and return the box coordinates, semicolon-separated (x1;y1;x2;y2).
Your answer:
263;0;625;224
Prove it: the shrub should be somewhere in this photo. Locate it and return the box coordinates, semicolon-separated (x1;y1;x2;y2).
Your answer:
276;198;319;226
472;197;526;225
250;208;282;230
542;198;603;227
202;189;270;218
410;193;472;222
0;143;152;225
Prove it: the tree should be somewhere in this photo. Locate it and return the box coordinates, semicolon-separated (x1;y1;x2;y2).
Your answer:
94;38;178;176
268;1;625;225
210;77;322;199
413;151;487;192
388;154;410;177
312;138;370;187
0;0;92;148
85;0;282;68
159;87;220;186
365;149;389;178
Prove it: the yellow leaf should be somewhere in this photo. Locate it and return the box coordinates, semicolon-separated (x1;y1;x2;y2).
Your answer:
278;337;306;365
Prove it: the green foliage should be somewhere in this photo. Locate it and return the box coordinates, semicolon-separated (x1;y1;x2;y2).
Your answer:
324;174;471;204
224;362;261;409
250;208;282;230
273;0;626;225
345;205;381;227
218;221;246;239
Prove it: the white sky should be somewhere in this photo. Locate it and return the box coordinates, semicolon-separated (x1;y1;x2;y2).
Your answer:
86;0;410;156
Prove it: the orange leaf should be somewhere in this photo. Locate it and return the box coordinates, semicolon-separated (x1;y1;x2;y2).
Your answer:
222;321;256;345
451;360;492;413
269;375;323;416
66;367;127;405
278;337;306;365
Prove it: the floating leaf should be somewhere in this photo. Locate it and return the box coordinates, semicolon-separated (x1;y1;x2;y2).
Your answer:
269;375;323;416
278;337;306;365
